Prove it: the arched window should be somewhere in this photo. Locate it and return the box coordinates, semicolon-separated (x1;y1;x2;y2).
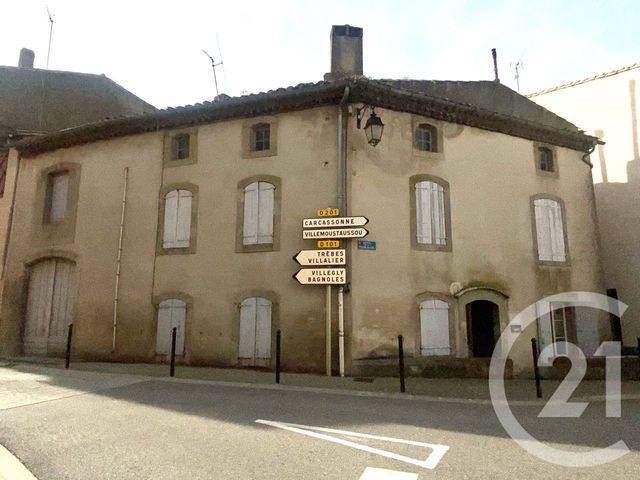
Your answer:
156;298;186;355
243;182;274;245
533;197;566;262
414;124;438;152
251;123;271;152
163;189;193;248
415;180;447;246
420;299;450;356
238;297;272;364
538;147;555;172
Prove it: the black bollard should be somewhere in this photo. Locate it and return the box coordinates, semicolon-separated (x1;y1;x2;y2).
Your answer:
531;338;542;399
170;327;177;377
275;330;281;384
65;323;73;369
398;335;406;393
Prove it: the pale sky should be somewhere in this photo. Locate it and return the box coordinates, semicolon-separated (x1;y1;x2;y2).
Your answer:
1;0;638;109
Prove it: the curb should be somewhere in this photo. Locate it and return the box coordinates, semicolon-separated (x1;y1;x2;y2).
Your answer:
0;444;37;480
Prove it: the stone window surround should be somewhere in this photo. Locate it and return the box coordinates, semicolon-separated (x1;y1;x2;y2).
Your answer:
412;117;444;159
529;193;570;267
156;182;199;256
533;142;559;177
242;116;278;159
231;289;280;367
414;291;456;357
235;175;281;253
152;292;194;359
409;174;453;252
163;128;198;168
37;162;81;245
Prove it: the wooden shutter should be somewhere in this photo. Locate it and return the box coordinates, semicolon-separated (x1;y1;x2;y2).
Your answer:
163;190;179;248
255;297;272;359
238;298;257;359
243;183;259;245
48;260;75;354
50;173;69;222
257;182;274;244
156;299;186;355
416;181;446;245
536;302;554;362
420;300;450;356
24;259;57;354
175;190;192;248
534;198;565;261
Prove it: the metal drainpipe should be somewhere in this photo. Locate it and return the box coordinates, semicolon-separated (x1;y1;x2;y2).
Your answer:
112;167;129;352
337;85;350;378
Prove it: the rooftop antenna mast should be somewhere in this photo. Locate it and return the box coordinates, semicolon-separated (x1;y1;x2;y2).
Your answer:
511;59;524;92
202;49;223;96
46;5;54;69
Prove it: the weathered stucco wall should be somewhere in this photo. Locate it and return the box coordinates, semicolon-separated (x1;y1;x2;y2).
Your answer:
532;68;640;347
0;103;606;375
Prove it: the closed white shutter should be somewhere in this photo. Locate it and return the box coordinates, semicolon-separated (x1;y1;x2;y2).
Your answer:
420;299;450;356
239;298;257;359
24;259;57;354
536;302;554;362
534;199;565;261
255;298;272;359
50;173;69;222
243;183;259;245
257;183;274;244
156;299;186;355
48;260;76;354
164;190;192;248
416;181;446;245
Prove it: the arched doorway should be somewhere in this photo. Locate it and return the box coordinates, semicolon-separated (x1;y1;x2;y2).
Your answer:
23;258;76;356
466;300;500;357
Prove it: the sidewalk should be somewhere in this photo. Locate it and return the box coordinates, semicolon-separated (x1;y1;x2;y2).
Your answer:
4;356;640;403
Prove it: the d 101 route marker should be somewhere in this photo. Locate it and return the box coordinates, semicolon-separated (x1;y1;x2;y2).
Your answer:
303;216;369;228
294;249;346;266
293;268;347;285
317;240;340;248
302;228;368;240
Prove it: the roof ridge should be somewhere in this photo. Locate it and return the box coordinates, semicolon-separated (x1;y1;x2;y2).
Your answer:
526;62;640;98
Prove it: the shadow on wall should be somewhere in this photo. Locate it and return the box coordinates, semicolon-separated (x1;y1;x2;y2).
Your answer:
594;158;640;347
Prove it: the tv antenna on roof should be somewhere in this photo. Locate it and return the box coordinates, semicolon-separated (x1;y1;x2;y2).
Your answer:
45;5;54;69
511;59;524;92
202;48;223;96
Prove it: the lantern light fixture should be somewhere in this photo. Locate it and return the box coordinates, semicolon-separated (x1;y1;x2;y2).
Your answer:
356;105;384;147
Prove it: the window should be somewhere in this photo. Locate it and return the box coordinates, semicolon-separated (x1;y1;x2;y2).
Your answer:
163;189;193;248
238;297;272;364
533;197;566;262
155;299;186;355
420;299;451;356
538;147;555;172
415;180;447;246
251;123;270;152
46;171;69;222
243;182;274;245
415;124;438;152
173;134;190;160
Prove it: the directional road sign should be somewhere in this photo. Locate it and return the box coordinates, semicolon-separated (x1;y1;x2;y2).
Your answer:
302;228;368;240
293;268;347;285
303;216;369;228
294;249;346;266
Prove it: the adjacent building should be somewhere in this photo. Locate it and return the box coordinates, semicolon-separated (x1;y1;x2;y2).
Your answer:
0;27;608;376
530;64;639;351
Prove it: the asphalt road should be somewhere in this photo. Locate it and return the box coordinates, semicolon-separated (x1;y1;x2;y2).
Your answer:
0;365;638;479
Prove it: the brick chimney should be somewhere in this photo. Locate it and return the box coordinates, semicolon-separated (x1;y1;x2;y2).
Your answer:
324;25;363;81
18;48;35;68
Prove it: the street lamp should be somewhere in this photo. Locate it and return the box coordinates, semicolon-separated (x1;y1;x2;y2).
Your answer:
356;105;384;147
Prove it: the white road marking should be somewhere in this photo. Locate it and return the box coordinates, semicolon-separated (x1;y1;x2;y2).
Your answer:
255;419;449;470
359;467;419;479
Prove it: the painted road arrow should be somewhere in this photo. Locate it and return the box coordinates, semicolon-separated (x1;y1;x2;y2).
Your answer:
303;216;369;228
302;227;368;240
293;268;347;284
294;249;346;266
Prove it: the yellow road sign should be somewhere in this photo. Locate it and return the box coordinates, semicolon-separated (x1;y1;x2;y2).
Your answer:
317;240;340;248
317;208;340;217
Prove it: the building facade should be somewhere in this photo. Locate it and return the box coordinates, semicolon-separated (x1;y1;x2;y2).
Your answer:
0;27;608;376
530;64;640;351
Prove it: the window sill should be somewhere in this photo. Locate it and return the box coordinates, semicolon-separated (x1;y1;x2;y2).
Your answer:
535;169;559;178
159;246;196;255
412;149;444;160
236;243;277;253
243;149;277;159
412;243;452;252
